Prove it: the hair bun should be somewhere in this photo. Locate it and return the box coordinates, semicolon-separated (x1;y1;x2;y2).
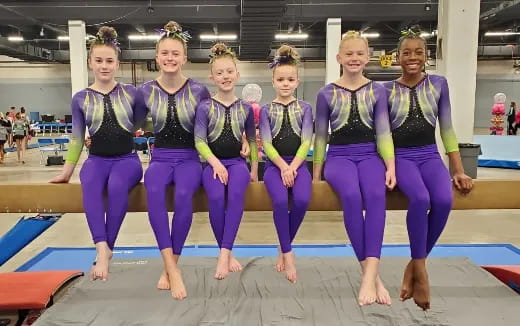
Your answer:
210;42;229;56
97;26;117;42
276;44;300;61
342;30;360;39
164;21;182;33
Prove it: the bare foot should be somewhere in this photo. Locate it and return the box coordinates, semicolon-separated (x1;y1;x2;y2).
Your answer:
358;273;377;306
229;254;242;272
90;247;112;281
157;269;170;290
412;260;430;311
283;251;297;283
276;246;285;272
166;266;187;300
400;259;414;301
215;249;230;280
375;275;392;305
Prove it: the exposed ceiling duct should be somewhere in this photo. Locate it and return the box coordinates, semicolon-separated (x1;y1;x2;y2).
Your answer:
239;0;286;60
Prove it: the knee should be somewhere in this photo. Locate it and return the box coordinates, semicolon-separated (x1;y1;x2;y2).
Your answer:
206;190;225;203
431;195;453;212
144;179;167;198
339;188;362;204
175;186;197;202
409;192;430;210
363;186;386;202
271;196;289;210
227;188;246;202
291;190;311;209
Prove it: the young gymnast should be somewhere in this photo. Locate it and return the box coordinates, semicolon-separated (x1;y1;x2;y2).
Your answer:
384;27;473;311
194;43;258;280
50;26;146;281
313;31;396;306
259;44;313;283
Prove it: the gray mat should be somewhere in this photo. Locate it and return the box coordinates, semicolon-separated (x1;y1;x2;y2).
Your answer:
35;257;519;326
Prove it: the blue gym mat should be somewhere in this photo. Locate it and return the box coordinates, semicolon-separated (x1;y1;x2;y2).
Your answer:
4;143;39;152
475;135;520;169
0;215;60;266
16;243;520;272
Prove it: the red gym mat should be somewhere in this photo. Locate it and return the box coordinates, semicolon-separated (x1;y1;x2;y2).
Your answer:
0;270;83;310
482;265;520;291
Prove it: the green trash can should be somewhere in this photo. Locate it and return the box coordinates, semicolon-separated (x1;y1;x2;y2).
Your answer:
450;143;481;179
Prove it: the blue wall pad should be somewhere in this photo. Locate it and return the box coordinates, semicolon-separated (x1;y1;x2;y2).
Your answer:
475;135;520;169
17;243;520;272
0;214;60;266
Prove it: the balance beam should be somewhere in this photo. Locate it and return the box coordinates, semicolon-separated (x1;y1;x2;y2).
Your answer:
0;180;519;213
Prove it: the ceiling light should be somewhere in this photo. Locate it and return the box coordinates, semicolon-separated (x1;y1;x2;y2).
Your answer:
420;32;434;38
485;31;520;36
57;36;70;41
424;0;432;11
8;36;24;42
361;32;380;38
128;34;161;41
275;33;309;40
199;34;238;41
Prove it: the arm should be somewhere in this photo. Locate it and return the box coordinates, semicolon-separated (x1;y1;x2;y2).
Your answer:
50;95;84;183
374;86;396;189
258;106;288;170
312;91;330;182
194;101;228;184
438;77;473;193
291;102;313;170
245;104;259;181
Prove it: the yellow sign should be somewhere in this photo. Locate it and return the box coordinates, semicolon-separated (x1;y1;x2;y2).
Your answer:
379;55;393;68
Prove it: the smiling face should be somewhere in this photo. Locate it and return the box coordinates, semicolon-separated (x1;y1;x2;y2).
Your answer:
210;56;239;93
272;64;299;99
155;38;187;75
398;37;427;76
88;45;119;83
337;38;369;75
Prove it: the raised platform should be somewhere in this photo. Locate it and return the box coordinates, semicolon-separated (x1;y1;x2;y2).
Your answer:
1;180;519;213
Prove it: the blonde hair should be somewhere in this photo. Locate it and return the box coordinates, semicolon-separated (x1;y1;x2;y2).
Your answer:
270;44;300;73
89;26;119;57
156;21;188;54
339;30;369;51
0;112;4;119
209;42;236;65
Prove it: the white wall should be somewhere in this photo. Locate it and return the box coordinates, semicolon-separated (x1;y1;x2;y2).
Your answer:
0;61;326;117
1;59;518;127
475;60;520;128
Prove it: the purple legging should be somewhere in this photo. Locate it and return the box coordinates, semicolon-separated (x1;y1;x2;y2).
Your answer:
79;153;143;249
144;148;202;255
395;144;453;259
264;157;311;253
324;143;387;261
202;157;250;250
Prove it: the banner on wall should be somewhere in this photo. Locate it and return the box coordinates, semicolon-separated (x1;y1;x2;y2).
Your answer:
379;55;393;68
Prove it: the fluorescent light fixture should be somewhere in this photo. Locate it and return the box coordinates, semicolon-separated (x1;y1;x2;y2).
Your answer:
200;34;238;41
275;33;309;40
128;34;161;41
485;31;520;37
420;32;434;38
361;32;380;38
8;36;24;42
57;36;93;41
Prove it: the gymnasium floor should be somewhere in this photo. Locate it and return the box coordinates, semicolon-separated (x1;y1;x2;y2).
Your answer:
1;137;519;273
